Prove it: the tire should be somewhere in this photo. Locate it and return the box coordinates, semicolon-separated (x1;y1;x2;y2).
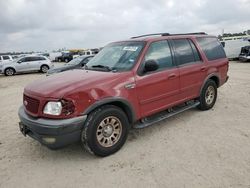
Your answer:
58;59;61;62
40;65;49;73
65;59;69;63
4;68;15;76
197;79;217;111
81;105;129;157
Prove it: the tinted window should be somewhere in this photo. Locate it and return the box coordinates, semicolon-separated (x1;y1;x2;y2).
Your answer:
36;57;46;61
26;57;37;61
3;56;10;60
189;40;201;61
196;37;226;61
144;40;173;70
172;39;195;65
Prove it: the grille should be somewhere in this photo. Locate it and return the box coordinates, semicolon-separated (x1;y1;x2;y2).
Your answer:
23;94;40;114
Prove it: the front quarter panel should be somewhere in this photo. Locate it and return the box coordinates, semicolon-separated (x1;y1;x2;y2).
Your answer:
63;72;140;121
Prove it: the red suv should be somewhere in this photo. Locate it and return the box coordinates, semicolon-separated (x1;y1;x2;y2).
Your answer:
19;32;229;156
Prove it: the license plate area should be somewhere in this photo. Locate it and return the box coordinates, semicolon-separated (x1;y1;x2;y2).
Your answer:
19;122;29;136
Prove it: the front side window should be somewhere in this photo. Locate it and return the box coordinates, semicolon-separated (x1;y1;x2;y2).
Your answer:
144;40;173;70
87;41;145;72
196;37;226;61
172;39;196;65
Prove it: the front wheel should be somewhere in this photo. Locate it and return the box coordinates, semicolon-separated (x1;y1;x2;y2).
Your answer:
40;65;49;73
81;105;129;157
198;79;217;111
4;68;15;76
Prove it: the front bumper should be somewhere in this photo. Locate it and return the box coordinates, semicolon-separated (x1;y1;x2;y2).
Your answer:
18;106;87;149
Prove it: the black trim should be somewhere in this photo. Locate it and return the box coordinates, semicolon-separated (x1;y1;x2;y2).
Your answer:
18;106;87;149
199;74;220;95
83;97;136;123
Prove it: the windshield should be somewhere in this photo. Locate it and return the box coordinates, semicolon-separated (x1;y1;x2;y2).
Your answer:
86;41;145;72
67;56;86;65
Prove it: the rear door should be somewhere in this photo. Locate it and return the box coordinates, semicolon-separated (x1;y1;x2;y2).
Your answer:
30;56;46;70
171;38;206;100
135;40;180;117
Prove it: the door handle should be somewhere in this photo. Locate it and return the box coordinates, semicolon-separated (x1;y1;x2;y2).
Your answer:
200;67;206;72
168;74;177;80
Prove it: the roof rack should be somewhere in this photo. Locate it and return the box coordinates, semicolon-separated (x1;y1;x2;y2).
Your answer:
131;32;206;39
170;32;207;36
131;33;170;39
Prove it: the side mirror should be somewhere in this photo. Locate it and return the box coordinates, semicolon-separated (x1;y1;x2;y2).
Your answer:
144;60;159;73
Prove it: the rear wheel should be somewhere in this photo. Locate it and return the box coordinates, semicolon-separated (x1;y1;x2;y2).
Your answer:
65;59;69;63
40;65;49;73
4;68;15;76
198;79;217;110
81;105;129;157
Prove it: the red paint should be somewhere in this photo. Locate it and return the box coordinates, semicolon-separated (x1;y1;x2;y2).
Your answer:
23;34;229;120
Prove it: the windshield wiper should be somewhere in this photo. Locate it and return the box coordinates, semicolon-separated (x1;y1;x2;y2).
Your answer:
90;65;112;71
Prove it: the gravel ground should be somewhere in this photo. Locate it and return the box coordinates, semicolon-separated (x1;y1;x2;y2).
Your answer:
0;61;250;188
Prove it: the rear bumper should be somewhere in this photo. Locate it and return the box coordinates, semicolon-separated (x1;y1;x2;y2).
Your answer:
18;106;87;149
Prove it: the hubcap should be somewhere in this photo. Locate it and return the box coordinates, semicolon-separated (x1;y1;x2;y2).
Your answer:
205;86;215;105
6;69;13;75
96;116;122;148
42;66;48;73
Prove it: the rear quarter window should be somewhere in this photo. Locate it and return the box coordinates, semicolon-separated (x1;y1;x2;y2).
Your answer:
196;37;226;61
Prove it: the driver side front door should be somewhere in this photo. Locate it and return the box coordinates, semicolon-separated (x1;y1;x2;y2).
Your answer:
135;40;180;117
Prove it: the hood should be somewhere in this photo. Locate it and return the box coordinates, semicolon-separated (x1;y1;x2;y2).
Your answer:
25;69;127;98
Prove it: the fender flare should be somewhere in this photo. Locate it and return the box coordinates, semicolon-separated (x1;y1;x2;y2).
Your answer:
82;97;137;123
199;73;220;95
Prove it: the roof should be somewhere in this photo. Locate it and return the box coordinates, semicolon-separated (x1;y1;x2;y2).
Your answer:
121;32;215;43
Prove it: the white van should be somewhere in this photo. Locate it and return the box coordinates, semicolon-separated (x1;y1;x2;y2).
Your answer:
220;36;250;59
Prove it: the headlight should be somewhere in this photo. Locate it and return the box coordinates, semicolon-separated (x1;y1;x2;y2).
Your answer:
43;101;62;115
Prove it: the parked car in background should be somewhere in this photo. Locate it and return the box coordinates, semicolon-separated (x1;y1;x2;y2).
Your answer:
0;55;13;63
55;52;73;62
47;55;93;75
239;46;250;62
38;53;50;58
220;35;250;59
0;55;52;76
80;49;98;56
18;32;229;156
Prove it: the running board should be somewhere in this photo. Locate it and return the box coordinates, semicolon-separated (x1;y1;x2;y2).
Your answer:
133;101;200;129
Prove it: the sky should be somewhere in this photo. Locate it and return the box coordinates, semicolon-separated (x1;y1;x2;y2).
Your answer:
0;0;249;52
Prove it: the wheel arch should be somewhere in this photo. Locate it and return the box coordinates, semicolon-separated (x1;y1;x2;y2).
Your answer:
83;97;137;124
200;74;220;95
4;66;16;73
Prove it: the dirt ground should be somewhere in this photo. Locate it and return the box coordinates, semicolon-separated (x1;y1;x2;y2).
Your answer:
0;61;250;188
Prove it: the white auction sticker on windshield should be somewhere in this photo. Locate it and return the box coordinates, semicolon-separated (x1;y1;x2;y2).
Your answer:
123;46;138;51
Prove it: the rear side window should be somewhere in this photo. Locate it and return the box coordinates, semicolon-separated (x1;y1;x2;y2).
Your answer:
196;37;226;61
145;40;173;70
172;39;198;65
37;57;46;61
